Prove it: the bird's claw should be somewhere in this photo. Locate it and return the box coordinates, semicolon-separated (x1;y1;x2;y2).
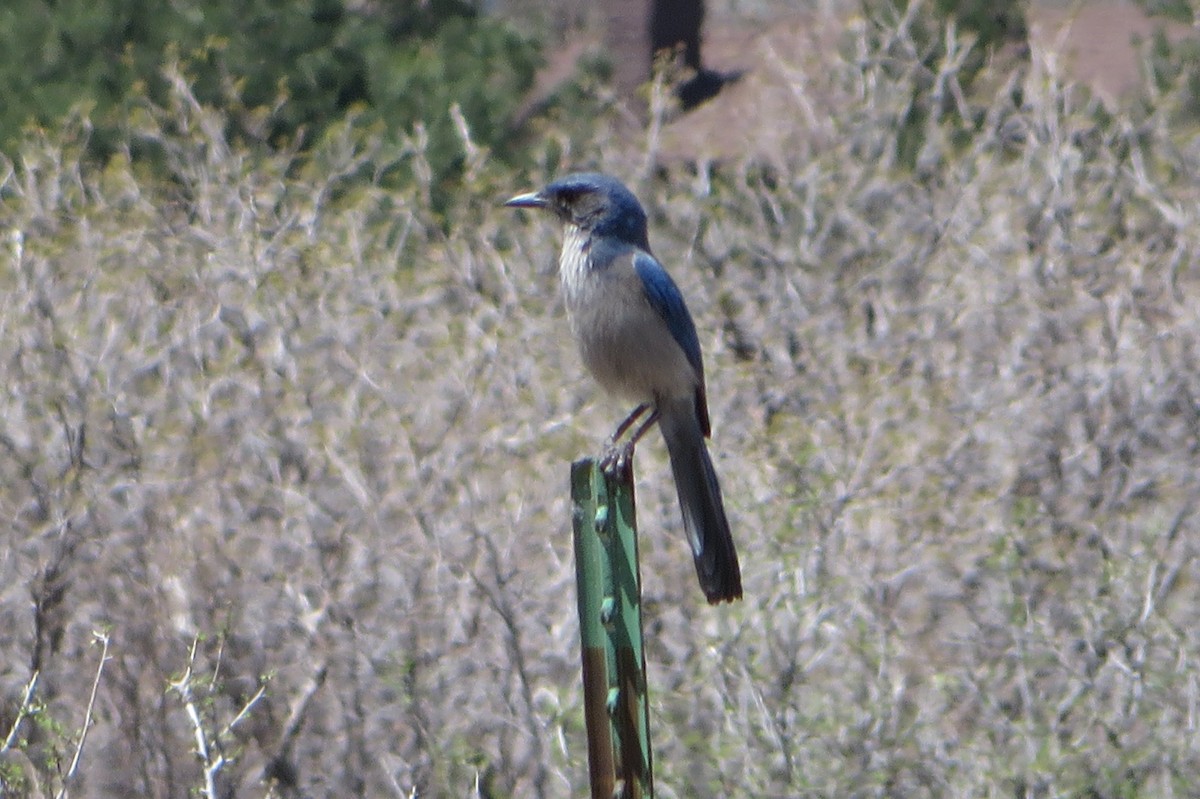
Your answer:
600;439;634;477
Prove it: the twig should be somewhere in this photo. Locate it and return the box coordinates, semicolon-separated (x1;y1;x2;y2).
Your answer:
223;684;266;738
55;631;110;799
169;635;272;797
275;659;328;762
0;670;39;754
170;636;221;799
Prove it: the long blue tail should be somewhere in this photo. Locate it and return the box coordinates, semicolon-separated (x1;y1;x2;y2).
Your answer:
658;398;743;603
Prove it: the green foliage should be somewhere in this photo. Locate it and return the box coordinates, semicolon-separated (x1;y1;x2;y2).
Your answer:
1142;26;1200;122
0;758;32;796
858;0;1029;169
1135;0;1195;23
859;0;1030;77
360;11;542;198
933;0;1029;51
0;0;540;197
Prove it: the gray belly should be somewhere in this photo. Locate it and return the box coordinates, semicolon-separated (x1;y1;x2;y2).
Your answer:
565;274;697;404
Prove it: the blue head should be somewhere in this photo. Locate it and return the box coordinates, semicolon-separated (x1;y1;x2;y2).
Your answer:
504;172;650;250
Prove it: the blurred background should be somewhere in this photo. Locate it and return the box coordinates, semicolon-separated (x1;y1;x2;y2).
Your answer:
2;1;1200;796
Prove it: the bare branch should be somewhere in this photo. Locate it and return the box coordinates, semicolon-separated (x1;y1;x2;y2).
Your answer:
55;631;110;799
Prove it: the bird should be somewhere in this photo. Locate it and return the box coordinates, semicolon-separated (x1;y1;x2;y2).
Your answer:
504;172;742;604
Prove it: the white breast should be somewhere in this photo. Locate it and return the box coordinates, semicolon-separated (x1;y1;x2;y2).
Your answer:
557;227;698;404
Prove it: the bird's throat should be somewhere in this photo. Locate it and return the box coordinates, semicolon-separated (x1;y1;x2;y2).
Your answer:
559;224;593;299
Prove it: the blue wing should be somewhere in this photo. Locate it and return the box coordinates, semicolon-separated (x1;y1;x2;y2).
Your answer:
633;251;704;378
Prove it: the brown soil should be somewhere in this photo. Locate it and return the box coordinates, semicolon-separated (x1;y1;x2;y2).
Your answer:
524;2;1195;162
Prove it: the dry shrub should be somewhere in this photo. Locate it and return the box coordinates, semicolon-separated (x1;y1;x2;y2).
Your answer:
2;7;1199;798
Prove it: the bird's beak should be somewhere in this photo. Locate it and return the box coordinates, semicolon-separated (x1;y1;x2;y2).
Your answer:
503;190;547;210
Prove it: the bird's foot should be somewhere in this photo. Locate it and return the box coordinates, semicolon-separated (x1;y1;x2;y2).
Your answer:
599;404;658;478
599;439;635;477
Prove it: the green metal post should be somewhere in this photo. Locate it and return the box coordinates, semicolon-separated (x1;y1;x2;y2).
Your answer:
571;457;654;799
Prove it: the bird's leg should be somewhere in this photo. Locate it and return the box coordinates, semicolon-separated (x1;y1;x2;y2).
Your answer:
625;407;660;447
609;403;651;444
601;403;659;475
601;403;649;474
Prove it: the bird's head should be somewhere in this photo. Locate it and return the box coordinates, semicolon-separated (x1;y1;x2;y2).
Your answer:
504;172;649;249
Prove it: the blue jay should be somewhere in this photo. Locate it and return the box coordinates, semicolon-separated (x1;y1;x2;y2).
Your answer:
505;172;742;604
